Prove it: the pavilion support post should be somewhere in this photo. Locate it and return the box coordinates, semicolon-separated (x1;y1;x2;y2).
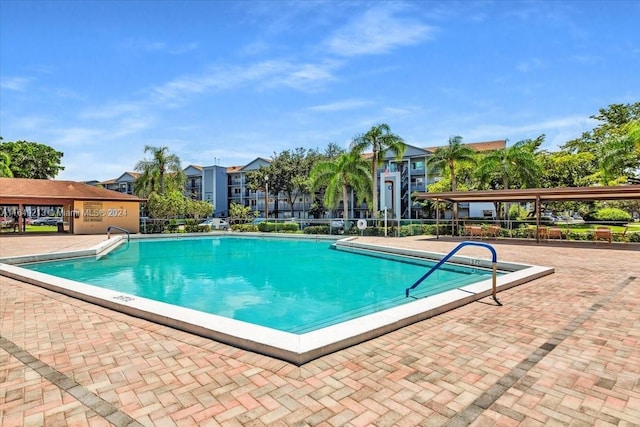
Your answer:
436;198;440;240
535;196;541;243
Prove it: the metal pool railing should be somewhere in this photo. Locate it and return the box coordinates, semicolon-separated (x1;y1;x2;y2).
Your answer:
405;241;500;305
106;225;130;242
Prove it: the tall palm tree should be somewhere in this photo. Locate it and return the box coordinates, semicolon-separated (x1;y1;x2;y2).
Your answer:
475;138;542;219
309;150;372;223
134;145;185;196
475;139;542;190
427;136;476;192
426;136;476;230
0;152;13;177
350;123;406;216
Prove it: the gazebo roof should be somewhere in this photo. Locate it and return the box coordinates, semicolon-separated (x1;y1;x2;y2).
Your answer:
0;178;145;205
415;185;640;203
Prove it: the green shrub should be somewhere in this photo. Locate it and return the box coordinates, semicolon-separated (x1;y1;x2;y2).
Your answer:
593;208;631;222
140;220;165;234
184;219;208;233
255;222;300;233
231;224;259;232
627;232;640;243
303;225;330;234
509;204;526;220
567;230;591;241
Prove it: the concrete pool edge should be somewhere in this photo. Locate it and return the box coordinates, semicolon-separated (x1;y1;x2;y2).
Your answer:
0;236;554;365
0;236;124;265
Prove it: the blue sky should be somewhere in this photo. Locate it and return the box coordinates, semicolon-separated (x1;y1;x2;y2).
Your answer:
1;0;639;182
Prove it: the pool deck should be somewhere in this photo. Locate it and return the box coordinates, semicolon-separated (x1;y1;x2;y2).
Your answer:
1;234;639;426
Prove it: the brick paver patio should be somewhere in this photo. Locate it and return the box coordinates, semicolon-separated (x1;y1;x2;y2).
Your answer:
1;234;639;426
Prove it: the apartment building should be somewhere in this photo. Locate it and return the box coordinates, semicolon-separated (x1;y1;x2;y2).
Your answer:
100;140;505;220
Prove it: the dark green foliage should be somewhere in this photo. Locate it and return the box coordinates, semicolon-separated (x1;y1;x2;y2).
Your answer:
593;207;632;222
231;224;259;232
303;225;330;235
0;140;64;179
257;222;299;233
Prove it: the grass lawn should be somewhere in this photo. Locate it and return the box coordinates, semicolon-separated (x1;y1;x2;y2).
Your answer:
25;225;59;233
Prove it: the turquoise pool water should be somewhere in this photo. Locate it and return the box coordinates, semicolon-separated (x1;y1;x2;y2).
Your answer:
23;237;499;333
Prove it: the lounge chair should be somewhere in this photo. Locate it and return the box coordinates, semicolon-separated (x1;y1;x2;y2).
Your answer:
594;226;612;243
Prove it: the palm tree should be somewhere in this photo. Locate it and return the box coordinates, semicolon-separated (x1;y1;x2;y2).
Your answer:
350;123;406;216
0;151;13;177
475;139;542;190
309;150;372;224
475;138;542;220
427;136;476;192
134;145;185;196
426;136;476;232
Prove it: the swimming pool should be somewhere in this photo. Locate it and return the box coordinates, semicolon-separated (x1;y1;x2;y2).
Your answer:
21;236;500;333
0;234;554;364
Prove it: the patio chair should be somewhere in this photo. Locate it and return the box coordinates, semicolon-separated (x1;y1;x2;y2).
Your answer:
536;226;549;241
466;225;484;239
485;225;501;239
594;226;612;244
547;227;563;239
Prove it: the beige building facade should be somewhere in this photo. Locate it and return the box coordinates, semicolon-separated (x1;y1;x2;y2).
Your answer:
0;178;144;235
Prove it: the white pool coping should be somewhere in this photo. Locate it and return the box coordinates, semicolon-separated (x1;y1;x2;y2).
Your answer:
0;234;554;365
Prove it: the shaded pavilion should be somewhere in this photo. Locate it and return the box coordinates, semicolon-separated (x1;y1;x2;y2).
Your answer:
415;185;640;242
0;178;145;235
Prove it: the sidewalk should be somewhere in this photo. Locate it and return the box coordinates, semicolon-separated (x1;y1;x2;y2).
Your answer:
1;234;639;426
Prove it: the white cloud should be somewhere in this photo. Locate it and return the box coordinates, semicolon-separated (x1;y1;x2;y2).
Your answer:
151;59;339;104
308;99;370;112
325;6;432;57
0;76;32;91
49;127;104;148
464;115;598;149
123;39;198;55
108;117;154;139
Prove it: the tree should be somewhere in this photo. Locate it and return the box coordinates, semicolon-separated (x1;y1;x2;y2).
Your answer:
562;103;640;154
0;151;13;177
538;151;597;188
185;199;213;220
245;167;272;218
426;136;476;228
475;137;542;191
134;145;185;196
307;143;346;219
228;202;257;224
427;136;476;192
146;191;187;219
0;140;64;179
268;148;317;218
562;103;640;184
475;138;543;220
599;120;640;184
309;149;372;223
350;123;406;216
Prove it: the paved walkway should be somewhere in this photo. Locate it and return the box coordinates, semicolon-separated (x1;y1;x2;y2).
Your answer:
1;234;639;426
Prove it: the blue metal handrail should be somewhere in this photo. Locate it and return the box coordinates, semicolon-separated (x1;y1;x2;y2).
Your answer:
107;225;130;242
405;241;500;305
